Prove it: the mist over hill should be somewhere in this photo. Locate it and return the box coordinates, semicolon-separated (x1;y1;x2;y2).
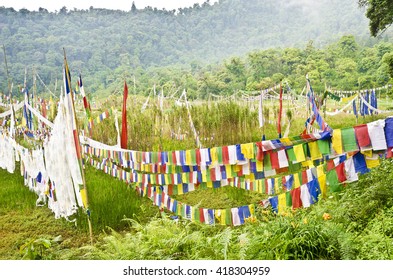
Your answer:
0;0;391;96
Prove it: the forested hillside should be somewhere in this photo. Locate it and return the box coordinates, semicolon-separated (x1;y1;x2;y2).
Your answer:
0;0;392;98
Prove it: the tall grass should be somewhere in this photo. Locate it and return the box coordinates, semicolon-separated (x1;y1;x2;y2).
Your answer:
89;96;390;152
0;163;37;213
3;94;392;259
74;165;159;233
76;159;393;260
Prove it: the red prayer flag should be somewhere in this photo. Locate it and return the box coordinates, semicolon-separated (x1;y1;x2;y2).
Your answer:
210;168;217;181
291;187;302;209
199;208;205;223
222;146;230;164
336;162;347;183
269;150;280;170
41;99;47;118
282;176;287;192
387;148;393;159
172;151;177;165
195;149;201;166
121;81;128;149
301;170;308;184
327;159;335;171
256;142;264;161
354;124;371;149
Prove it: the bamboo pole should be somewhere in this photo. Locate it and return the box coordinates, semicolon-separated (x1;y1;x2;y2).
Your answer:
63;48;93;245
2;45;12;103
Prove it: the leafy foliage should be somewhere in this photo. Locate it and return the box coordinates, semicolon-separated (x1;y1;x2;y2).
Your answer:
1;0;393;99
359;0;393;36
76;159;393;260
19;237;52;260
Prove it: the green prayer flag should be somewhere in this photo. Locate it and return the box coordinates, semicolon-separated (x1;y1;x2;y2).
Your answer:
194;207;200;221
225;208;232;225
288;161;302;173
168;152;174;165
287;148;296;162
341;127;358;152
277;177;283;192
317;140;330;155
151;152;158;164
263;152;272;171
230;165;236;178
190;149;196;165
286;192;292;207
168;174;173;185
328;92;341;101
303;143;310;158
326;169;342;192
217;147;223;164
206;168;211;182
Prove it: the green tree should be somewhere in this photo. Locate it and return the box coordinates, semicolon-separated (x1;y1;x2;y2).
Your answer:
382;52;393;77
131;1;137;13
359;0;393;36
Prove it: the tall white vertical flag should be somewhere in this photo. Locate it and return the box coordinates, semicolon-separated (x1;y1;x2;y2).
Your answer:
258;91;264;128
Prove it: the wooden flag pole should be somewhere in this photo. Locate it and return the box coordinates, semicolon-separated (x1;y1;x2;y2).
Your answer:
2;45;12;105
278;82;283;139
63;48;93;245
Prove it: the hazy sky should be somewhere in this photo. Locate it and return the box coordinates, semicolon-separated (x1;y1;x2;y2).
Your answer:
0;0;218;12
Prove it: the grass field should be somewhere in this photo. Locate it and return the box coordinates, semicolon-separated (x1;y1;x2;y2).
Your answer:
2;159;393;260
1;95;393;260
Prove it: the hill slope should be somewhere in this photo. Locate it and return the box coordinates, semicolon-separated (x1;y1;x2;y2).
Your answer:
0;0;391;94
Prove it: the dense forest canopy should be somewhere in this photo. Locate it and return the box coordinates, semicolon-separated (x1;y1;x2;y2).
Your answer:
359;0;393;37
0;0;393;100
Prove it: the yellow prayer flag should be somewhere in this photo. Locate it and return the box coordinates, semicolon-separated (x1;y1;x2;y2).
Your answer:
241;143;254;159
294;173;301;188
317;164;325;178
220;209;227;225
249;204;255;216
280;138;293;146
182;172;188;183
215;209;221;222
255;180;262;193
302;160;314;167
214;209;226;225
225;164;233;178
190;207;195;222
185;150;192;165
341;94;358;104
201;169;207;182
210;147;218;164
274;178;280;194
332;129;343;154
278;193;287;214
176;205;182;216
366;158;380;169
361;150;373;158
318;174;327;199
80;189;88;208
256;160;264;172
293;144;306;162
308;141;322;160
